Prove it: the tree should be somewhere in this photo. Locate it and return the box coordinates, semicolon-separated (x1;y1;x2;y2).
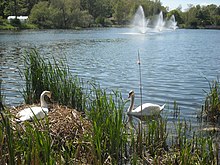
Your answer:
112;0;134;24
204;4;219;25
29;0;93;28
3;0;15;17
0;0;6;18
29;1;53;28
81;0;113;19
183;5;199;28
50;0;93;28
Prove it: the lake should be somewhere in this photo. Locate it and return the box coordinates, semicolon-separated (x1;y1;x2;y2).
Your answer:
1;28;220;126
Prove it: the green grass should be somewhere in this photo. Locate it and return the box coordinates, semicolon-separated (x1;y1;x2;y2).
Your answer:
20;23;38;29
0;22;16;30
0;17;38;30
202;78;220;122
0;49;218;164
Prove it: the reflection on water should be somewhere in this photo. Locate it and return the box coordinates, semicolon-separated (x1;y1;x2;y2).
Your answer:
1;29;220;128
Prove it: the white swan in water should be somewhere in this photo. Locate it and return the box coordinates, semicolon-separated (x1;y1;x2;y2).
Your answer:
16;91;51;122
127;90;165;117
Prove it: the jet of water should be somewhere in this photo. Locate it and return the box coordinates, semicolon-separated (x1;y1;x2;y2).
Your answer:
167;15;178;30
131;5;149;34
155;11;165;32
131;5;178;34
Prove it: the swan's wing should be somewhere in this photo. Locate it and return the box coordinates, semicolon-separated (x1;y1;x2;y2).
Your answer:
17;107;48;122
32;107;48;119
132;103;161;115
17;108;34;121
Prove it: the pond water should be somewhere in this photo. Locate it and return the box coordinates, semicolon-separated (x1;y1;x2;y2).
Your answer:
1;28;220;127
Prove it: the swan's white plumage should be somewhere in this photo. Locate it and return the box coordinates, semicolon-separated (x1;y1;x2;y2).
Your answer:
17;107;49;122
16;91;51;122
127;90;165;117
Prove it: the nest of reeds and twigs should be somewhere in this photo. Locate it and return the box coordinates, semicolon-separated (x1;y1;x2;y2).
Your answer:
7;104;94;164
10;103;92;144
49;104;92;142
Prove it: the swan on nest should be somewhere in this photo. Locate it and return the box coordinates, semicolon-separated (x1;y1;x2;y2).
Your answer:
16;91;51;122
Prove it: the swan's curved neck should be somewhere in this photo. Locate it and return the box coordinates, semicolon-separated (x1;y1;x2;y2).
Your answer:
127;95;134;113
40;93;48;108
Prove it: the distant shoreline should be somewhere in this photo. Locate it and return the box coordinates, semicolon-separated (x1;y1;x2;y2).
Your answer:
1;24;220;31
204;25;220;30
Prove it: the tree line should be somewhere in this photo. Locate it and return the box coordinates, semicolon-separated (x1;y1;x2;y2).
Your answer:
0;0;220;29
168;4;220;28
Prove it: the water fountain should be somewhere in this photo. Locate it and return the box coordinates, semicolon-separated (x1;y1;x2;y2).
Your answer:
167;15;178;30
131;5;178;33
131;5;149;34
154;11;165;32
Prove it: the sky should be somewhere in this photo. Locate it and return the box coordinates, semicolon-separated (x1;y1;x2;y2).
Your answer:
160;0;220;11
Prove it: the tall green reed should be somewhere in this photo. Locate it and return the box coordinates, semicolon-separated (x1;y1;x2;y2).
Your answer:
203;78;220;122
166;116;218;164
0;79;4;109
0;79;2;103
0;112;15;164
144;118;168;156
87;86;127;164
0;110;58;164
15;117;54;164
126;117;168;164
171;134;217;164
21;49;85;111
127;108;218;164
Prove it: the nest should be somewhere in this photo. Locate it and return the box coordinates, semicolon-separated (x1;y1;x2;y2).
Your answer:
10;103;92;144
8;104;94;163
48;104;92;143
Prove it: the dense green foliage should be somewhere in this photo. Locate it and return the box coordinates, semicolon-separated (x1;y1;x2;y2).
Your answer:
175;4;220;28
1;0;219;29
0;0;164;28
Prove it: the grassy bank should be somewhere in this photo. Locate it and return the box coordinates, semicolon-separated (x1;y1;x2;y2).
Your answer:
0;17;37;30
0;49;219;164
